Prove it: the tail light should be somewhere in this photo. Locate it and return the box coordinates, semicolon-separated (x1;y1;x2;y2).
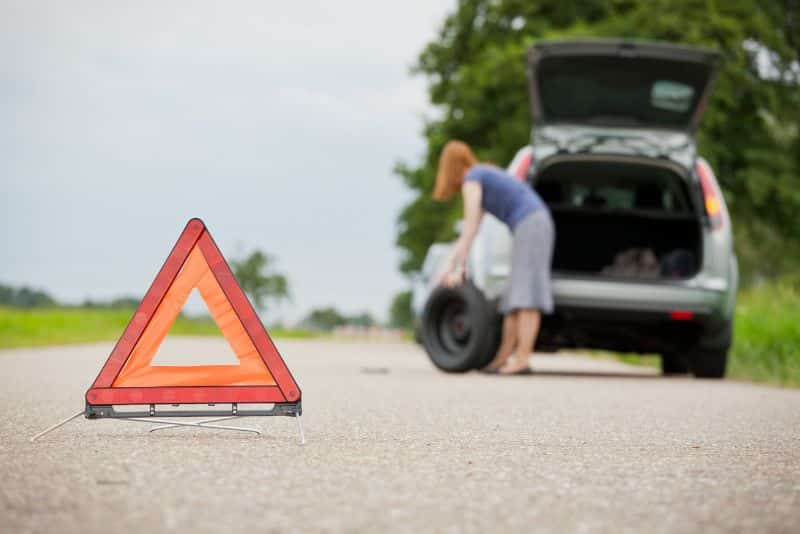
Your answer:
669;310;694;321
514;151;532;181
696;158;725;231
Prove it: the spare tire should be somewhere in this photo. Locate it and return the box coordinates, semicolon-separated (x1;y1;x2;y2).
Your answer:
420;281;501;372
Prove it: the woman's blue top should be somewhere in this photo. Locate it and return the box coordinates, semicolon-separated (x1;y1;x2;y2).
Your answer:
464;164;546;230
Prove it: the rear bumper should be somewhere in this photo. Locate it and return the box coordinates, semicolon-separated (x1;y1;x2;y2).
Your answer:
534;276;734;354
551;275;732;319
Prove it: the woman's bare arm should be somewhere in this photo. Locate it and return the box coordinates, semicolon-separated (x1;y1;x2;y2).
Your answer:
443;181;483;286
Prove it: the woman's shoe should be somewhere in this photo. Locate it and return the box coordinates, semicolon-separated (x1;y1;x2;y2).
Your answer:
498;357;533;375
500;367;533;376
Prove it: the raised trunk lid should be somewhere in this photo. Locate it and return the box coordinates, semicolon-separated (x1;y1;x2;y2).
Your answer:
527;40;719;132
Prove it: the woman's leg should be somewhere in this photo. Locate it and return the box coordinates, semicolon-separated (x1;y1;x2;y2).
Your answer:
499;308;540;374
484;312;518;370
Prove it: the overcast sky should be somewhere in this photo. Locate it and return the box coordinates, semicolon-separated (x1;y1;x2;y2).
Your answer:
1;1;455;323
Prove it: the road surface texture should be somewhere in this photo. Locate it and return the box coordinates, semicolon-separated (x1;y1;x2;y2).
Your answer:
1;337;798;533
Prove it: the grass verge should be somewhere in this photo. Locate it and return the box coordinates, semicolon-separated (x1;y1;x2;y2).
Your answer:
728;280;800;387
0;307;315;349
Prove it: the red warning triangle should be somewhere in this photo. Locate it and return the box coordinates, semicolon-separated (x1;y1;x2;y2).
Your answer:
85;218;301;407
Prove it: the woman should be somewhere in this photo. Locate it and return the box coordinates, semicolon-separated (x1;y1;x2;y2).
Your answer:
433;140;554;375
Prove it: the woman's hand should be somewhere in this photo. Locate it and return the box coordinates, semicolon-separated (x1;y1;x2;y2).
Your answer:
433;254;466;288
443;262;466;288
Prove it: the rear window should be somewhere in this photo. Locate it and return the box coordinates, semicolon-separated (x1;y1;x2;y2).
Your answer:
537;56;710;128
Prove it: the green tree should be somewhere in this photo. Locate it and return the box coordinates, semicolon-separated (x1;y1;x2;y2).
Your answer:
230;251;290;312
348;312;376;328
300;307;377;331
302;307;348;331
0;283;57;308
388;290;414;330
395;0;800;283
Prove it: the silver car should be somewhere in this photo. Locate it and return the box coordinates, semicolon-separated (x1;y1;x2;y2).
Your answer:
413;40;737;378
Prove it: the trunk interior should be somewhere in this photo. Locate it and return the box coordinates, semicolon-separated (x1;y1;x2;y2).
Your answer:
534;158;702;280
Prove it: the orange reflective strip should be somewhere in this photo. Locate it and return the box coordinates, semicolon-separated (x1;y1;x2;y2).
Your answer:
196;263;258;361
110;364;273;387
112;244;275;387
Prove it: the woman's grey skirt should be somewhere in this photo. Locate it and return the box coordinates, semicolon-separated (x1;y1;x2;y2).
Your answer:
499;209;555;314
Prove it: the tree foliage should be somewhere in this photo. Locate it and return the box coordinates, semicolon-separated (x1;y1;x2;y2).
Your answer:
0;283;56;308
301;307;376;331
395;0;800;282
302;307;347;331
388;290;414;330
81;296;141;309
230;251;290;312
347;312;376;328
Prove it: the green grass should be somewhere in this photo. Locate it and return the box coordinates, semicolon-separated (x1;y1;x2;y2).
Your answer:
728;280;800;387
0;307;315;349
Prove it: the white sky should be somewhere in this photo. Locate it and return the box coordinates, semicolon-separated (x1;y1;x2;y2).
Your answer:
1;0;455;323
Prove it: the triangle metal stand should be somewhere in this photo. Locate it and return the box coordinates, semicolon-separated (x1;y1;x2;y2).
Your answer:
30;402;305;445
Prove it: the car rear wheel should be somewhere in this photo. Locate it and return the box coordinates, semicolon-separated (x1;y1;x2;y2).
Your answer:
660;352;690;375
689;319;732;378
689;349;728;379
420;282;501;373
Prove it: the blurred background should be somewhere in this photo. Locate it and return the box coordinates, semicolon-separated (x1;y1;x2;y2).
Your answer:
393;0;799;283
2;0;798;384
1;0;454;327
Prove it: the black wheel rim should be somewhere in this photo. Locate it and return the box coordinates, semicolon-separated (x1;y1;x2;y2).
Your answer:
436;299;472;355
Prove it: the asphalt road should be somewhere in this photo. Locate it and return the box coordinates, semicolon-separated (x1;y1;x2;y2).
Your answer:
1;338;798;533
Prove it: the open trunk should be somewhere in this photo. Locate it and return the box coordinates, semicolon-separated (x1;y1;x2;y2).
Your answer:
535;157;702;280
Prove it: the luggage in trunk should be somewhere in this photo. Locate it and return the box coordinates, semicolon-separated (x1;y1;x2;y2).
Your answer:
535;157;702;279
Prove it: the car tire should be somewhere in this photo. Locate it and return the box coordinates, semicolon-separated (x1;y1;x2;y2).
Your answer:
660;352;690;375
420;281;501;373
689;349;728;379
689;319;732;379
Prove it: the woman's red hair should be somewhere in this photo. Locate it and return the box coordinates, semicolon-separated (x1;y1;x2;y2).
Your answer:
433;140;478;201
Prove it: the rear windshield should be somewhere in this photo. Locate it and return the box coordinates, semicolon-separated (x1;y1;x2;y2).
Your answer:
537;56;710;128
